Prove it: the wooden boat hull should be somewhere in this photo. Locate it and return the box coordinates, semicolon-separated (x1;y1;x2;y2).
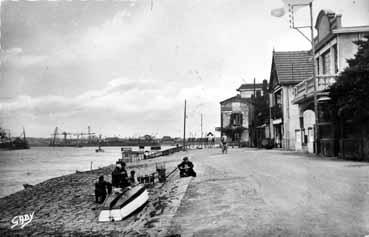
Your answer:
98;184;149;222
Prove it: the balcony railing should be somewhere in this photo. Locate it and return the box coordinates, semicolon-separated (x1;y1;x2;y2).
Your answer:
271;104;282;120
294;75;337;100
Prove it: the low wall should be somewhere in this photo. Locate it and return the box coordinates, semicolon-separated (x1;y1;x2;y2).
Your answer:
121;146;184;163
146;146;184;159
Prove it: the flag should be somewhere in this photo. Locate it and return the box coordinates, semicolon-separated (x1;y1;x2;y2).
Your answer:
271;0;314;17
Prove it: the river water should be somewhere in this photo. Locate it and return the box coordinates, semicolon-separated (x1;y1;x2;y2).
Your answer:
0;146;172;198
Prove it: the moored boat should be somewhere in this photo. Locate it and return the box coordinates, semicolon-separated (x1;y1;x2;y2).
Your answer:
95;147;104;152
95;145;104;152
98;184;149;222
0;127;30;150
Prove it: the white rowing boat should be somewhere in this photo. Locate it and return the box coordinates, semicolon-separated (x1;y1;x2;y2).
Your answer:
98;184;149;222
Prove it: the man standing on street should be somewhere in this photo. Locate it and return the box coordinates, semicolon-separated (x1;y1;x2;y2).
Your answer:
221;135;228;154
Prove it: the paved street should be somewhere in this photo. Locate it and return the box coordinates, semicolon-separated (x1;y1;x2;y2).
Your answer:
168;148;369;237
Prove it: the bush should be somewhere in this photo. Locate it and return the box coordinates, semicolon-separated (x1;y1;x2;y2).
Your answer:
329;35;369;123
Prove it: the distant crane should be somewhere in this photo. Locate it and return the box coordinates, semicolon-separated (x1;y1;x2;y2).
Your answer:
50;126;96;147
74;130;96;147
51;127;59;146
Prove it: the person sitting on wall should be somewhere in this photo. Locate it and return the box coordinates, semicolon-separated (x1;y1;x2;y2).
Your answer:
178;157;196;177
95;175;112;204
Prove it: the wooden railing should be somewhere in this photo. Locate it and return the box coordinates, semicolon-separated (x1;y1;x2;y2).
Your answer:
294;75;337;100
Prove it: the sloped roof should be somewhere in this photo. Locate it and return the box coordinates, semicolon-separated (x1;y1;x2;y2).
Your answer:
237;83;263;91
220;94;250;105
315;9;337;30
273;50;313;84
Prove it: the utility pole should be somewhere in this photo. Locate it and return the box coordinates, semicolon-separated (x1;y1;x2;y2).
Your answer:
201;113;203;148
220;110;223;137
88;126;91;144
183;100;187;151
253;77;256;147
309;2;319;154
200;113;203;139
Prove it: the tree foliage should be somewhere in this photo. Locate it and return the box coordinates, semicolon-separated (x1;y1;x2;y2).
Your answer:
254;80;269;126
329;35;369;123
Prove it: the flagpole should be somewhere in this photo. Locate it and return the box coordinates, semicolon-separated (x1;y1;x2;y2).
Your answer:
309;2;319;154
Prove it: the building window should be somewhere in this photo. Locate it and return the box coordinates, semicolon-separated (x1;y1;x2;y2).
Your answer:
332;45;338;73
231;113;243;126
322;51;330;75
316;57;320;75
274;92;281;105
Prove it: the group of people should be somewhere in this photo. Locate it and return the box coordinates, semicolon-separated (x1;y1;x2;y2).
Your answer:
95;148;206;204
112;160;136;188
95;135;231;203
94;156;199;203
95;135;233;203
94;160;136;204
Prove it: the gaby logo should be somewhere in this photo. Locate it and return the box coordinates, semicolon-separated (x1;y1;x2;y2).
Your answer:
11;212;34;229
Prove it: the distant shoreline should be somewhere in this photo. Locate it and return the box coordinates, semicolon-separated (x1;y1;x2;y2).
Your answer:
0;143;177;148
23;141;180;147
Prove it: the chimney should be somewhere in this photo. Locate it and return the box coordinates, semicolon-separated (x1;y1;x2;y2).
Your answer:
335;14;342;29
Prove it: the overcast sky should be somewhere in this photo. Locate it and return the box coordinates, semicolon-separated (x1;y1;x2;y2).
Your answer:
1;0;368;138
